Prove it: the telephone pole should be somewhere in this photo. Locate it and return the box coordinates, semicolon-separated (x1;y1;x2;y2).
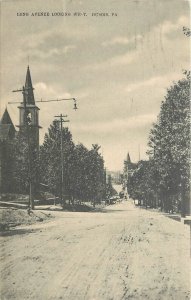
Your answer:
54;114;69;207
138;144;141;161
12;86;34;210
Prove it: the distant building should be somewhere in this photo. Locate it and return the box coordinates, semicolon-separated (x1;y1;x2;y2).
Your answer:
106;170;122;185
0;66;41;193
123;152;136;195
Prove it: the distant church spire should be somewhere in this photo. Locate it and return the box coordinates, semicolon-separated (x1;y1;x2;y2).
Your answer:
127;152;131;163
25;66;35;105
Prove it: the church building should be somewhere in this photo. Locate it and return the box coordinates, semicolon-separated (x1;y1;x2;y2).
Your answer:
123;152;136;196
0;66;41;193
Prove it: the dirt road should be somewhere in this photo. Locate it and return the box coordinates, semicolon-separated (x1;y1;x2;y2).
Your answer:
0;201;190;300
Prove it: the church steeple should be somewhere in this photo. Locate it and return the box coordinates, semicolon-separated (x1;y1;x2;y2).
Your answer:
126;152;131;163
18;66;41;151
25;66;35;105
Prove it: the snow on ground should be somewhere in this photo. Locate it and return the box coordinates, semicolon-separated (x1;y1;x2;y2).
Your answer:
0;201;190;300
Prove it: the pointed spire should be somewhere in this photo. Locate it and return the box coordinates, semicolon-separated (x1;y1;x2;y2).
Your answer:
1;108;14;126
25;65;35;105
127;152;131;163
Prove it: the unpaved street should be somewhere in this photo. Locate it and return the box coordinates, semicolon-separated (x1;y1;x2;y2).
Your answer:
0;201;190;300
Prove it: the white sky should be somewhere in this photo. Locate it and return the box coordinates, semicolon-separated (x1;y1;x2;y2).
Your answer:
0;0;190;171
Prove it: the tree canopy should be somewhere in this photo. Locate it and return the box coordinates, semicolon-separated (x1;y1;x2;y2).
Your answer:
39;121;107;204
127;73;190;214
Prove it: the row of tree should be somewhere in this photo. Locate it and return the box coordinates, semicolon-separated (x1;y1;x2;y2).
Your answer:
127;72;190;215
1;120;116;205
40;121;107;204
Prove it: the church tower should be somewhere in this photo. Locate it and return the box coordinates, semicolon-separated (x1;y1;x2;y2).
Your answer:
17;66;41;153
123;152;133;197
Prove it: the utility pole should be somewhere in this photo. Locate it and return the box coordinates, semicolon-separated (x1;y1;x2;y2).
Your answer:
12;86;34;210
54;114;69;207
104;168;107;205
180;174;186;218
138;144;141;161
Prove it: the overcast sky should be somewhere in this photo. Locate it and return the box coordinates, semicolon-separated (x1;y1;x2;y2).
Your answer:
0;0;190;171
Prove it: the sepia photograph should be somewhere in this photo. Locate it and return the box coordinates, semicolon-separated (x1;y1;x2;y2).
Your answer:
0;0;190;299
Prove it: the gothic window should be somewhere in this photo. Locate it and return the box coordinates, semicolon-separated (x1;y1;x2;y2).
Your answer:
26;111;32;125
